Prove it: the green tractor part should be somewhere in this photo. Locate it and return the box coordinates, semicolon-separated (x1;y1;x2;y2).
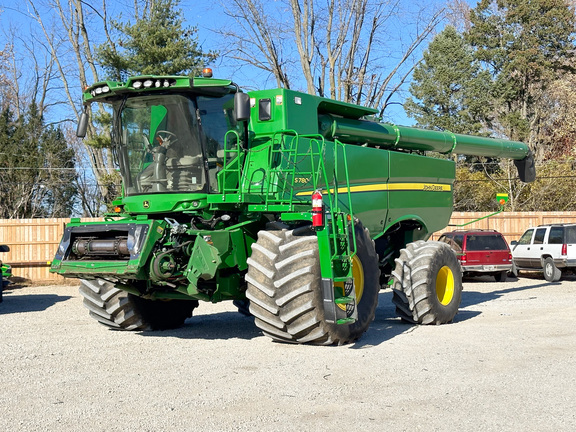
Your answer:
51;72;535;344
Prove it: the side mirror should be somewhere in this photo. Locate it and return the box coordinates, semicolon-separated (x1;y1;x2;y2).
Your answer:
510;241;518;246
77;111;88;138
234;92;251;122
0;245;9;253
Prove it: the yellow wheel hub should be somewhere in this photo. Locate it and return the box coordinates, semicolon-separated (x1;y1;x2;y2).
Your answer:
335;254;364;311
436;265;455;306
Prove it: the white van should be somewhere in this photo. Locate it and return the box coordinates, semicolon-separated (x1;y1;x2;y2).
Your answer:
511;224;576;281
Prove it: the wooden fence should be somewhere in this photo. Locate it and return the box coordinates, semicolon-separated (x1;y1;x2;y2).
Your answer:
0;218;101;282
1;212;576;283
431;211;576;244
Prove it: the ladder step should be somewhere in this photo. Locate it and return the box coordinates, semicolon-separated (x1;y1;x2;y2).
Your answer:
334;296;354;305
331;254;351;262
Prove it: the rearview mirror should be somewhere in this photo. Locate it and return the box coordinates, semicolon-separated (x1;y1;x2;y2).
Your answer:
0;245;10;253
234;92;251;122
77;111;88;138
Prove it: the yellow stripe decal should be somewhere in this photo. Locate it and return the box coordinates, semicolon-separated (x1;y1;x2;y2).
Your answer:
296;183;451;196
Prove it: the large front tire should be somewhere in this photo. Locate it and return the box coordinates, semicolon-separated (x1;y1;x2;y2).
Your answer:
391;241;462;324
246;222;380;345
79;279;198;330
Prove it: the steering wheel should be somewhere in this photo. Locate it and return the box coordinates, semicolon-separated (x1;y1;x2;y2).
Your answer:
155;130;178;147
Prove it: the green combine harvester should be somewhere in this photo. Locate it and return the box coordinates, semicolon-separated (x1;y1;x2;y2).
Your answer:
51;71;535;344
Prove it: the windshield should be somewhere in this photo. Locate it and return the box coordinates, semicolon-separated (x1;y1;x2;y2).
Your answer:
116;93;238;195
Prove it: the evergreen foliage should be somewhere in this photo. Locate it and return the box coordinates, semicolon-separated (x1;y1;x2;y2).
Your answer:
0;105;77;218
466;0;576;145
405;26;493;134
407;0;576;211
97;0;216;81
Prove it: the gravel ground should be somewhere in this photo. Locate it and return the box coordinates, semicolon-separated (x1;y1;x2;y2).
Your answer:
1;274;576;432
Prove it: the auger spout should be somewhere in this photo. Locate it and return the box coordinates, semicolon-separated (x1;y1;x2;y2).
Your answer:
318;114;536;182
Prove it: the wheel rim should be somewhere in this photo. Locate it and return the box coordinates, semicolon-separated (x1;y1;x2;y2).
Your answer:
351;254;365;303
545;263;552;277
335;254;365;311
436;265;455;306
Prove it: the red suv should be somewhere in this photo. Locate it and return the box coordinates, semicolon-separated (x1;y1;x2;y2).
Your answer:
438;230;512;282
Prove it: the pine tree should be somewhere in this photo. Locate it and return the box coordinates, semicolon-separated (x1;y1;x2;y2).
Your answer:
466;0;576;148
405;26;493;134
97;0;216;81
0;105;77;218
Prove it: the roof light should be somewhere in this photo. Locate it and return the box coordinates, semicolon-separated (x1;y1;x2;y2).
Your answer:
202;68;213;78
133;80;143;89
143;79;153;88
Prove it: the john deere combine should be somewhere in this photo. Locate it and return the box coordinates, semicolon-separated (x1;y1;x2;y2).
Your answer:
51;71;535;344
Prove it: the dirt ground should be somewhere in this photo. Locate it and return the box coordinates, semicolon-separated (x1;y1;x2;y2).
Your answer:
1;274;575;432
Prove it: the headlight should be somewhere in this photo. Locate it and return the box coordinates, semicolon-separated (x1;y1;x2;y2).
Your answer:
127;225;147;256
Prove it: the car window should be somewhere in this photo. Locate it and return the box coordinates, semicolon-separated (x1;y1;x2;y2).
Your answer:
439;235;462;252
465;234;508;251
566;226;576;244
548;227;564;244
454;235;464;249
518;229;533;245
534;228;547;245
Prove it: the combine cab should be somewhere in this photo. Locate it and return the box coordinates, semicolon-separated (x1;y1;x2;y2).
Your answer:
51;72;535;344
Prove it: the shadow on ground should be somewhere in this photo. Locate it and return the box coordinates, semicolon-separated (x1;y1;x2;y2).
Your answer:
0;291;72;315
350;290;412;348
3;274;565;345
140;310;262;341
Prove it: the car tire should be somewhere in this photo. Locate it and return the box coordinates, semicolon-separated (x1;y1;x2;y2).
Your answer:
543;257;562;282
494;271;507;282
510;262;518;278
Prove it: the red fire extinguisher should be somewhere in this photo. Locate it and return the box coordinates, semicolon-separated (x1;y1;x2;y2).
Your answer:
311;190;324;229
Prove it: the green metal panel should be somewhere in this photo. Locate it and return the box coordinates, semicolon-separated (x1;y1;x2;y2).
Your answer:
385;152;455;236
122;193;208;213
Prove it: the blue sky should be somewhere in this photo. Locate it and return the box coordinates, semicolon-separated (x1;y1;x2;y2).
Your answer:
0;0;468;126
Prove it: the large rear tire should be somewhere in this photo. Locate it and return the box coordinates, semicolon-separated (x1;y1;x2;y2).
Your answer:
79;279;198;330
246;222;380;345
391;241;462;324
